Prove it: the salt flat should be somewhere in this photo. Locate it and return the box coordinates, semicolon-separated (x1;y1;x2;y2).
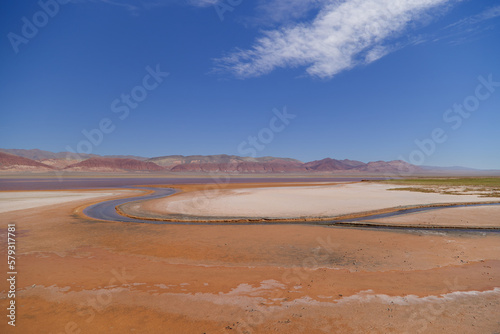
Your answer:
0;189;135;213
138;182;496;220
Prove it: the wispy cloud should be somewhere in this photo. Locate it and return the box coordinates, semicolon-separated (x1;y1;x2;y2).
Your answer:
188;0;220;7
426;5;500;45
95;0;141;12
253;0;327;24
446;5;500;29
90;0;221;12
364;45;391;64
214;0;455;79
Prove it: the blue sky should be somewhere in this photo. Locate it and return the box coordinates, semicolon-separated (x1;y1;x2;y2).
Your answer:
1;0;499;169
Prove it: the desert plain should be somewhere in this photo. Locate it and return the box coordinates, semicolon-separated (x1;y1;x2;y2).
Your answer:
1;176;500;334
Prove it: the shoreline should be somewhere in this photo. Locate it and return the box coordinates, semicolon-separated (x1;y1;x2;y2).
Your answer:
116;199;500;228
113;182;500;229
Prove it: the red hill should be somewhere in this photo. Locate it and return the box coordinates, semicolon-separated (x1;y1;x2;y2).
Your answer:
0;152;55;171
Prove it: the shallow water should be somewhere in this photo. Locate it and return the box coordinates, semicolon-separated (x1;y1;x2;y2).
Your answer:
3;178;498;232
81;186;500;233
0;177;375;190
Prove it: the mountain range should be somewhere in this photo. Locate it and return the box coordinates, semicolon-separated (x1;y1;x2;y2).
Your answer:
0;148;496;175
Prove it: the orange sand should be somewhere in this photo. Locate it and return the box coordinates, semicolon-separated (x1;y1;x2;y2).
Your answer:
0;185;499;333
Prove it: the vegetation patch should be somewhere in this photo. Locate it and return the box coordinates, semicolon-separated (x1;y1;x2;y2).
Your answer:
380;178;500;198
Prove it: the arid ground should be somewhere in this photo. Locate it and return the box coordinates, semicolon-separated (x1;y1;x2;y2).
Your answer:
1;178;499;333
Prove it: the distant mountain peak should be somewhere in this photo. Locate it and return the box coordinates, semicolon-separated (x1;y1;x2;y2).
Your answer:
0;148;464;174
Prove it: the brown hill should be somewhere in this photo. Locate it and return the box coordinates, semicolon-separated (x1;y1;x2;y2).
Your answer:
303;158;365;171
302;158;422;174
170;159;305;173
64;158;164;172
0;152;55;171
355;160;422;173
148;154;302;168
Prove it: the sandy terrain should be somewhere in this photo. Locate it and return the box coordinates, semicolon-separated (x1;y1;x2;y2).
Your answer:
1;183;499;333
0;189;139;213
366;205;500;228
125;182;498;222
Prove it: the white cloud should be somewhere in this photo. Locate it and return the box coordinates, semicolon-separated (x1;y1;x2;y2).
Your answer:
188;0;220;7
427;5;500;45
95;0;140;12
215;0;454;79
364;45;390;64
91;0;221;12
254;0;327;24
480;5;500;20
446;5;500;29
